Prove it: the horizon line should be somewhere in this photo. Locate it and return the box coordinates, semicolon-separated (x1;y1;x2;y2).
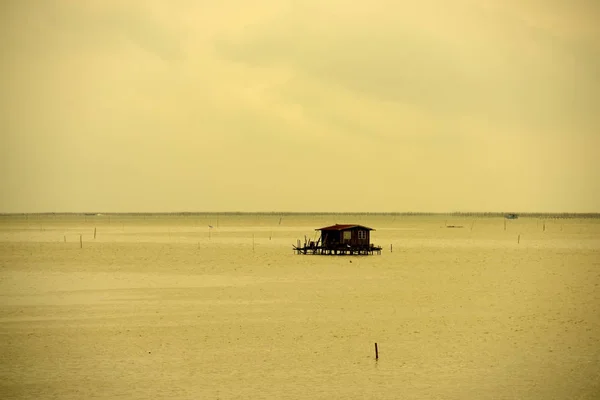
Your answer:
1;211;600;217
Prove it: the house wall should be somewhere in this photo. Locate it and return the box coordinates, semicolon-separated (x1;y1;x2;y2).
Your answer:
348;228;370;246
322;228;370;247
321;231;341;246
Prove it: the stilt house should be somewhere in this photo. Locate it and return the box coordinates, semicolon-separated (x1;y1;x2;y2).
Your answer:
294;224;381;255
319;224;373;247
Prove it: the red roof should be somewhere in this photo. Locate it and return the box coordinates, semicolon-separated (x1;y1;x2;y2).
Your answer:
316;224;375;231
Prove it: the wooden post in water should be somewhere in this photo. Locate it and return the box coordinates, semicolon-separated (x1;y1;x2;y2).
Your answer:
390;244;393;253
252;234;255;252
374;343;379;360
543;221;546;232
518;234;520;244
94;227;97;239
79;234;82;249
504;219;506;231
64;235;66;243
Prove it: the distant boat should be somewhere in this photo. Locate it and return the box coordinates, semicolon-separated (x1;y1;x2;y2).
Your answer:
505;214;519;219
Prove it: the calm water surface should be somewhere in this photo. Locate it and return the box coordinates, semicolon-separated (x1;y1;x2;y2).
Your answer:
1;214;599;399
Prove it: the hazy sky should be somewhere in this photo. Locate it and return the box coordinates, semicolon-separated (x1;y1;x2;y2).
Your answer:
1;0;599;213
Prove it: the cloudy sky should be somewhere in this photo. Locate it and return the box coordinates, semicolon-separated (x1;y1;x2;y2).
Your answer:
1;0;598;213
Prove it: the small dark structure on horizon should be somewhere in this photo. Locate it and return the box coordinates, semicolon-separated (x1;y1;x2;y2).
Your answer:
293;224;382;255
505;213;519;219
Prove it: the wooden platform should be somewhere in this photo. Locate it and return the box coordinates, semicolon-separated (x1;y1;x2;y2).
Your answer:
293;244;382;255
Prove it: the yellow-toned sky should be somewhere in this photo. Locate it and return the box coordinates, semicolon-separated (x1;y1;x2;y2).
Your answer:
1;0;599;213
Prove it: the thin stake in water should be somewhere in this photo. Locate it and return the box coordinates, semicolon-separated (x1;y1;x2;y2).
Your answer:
374;343;379;360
